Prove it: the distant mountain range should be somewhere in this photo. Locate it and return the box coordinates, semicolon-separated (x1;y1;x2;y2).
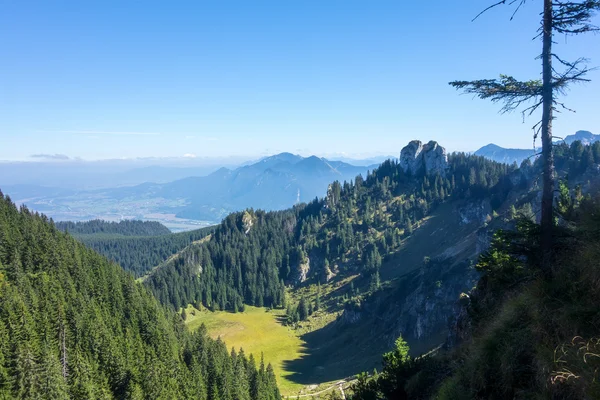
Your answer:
4;153;380;224
474;144;536;165
475;130;598;165
106;152;378;220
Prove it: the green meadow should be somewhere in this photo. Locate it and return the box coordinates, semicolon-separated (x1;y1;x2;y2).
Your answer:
185;306;308;395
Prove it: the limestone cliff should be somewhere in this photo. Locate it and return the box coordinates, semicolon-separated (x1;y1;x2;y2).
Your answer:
399;140;448;176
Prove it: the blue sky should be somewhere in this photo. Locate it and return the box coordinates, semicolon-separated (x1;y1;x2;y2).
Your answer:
1;0;598;161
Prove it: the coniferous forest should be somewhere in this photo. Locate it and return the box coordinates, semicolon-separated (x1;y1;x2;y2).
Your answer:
55;219;172;237
76;226;215;278
143;152;523;312
3;0;600;398
0;193;280;399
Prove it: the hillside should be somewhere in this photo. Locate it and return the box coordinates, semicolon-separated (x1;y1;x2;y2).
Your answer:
76;225;215;277
0;191;281;399
141;139;600;394
141;140;520;391
350;195;600;399
55;219;172;237
144;139;517;311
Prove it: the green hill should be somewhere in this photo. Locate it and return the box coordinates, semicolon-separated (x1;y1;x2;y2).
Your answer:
0;192;281;399
350;195;600;399
55;219;172;237
70;226;215;277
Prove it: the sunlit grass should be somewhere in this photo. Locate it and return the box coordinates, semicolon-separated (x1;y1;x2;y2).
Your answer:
185;305;307;395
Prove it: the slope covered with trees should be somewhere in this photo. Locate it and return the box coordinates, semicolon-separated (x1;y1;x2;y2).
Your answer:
78;226;215;278
350;193;600;399
144;149;519;312
141;140;599;392
0;192;281;399
55;219;172;237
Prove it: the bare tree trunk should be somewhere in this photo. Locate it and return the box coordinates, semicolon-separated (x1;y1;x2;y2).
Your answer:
61;321;68;379
540;0;555;278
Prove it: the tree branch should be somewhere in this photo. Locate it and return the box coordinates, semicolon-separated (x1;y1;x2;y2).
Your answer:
473;0;527;21
552;1;600;35
450;75;543;113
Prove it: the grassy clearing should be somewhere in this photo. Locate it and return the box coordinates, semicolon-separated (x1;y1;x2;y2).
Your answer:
185;305;308;395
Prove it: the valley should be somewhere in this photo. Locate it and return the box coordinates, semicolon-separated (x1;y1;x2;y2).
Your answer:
3;153;378;229
3;0;600;397
1;137;599;399
185;306;308;395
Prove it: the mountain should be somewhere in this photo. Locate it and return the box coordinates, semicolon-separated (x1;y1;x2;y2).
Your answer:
0;158;246;190
563;129;600;145
8;153;375;224
141;141;522;382
475;130;598;165
325;155;396;166
0;192;281;399
175;154;375;219
104;152;373;220
351;171;600;400
141;139;600;391
474;143;535;165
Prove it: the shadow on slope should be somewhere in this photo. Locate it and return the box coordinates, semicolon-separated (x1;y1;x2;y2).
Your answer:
282;271;423;385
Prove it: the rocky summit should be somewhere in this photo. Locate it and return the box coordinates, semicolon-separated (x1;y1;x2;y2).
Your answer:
399;140;448;176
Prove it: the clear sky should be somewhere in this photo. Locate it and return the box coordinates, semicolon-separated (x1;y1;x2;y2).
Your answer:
1;0;598;161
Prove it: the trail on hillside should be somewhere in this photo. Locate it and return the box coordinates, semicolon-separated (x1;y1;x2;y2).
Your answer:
290;380;356;398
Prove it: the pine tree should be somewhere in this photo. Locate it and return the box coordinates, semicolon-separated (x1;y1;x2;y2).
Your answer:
451;0;600;277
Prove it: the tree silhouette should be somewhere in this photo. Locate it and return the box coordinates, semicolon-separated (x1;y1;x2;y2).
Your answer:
450;0;600;277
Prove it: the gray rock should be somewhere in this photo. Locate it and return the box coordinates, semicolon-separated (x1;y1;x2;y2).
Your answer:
457;199;492;225
400;140;448;176
293;256;310;285
399;140;424;174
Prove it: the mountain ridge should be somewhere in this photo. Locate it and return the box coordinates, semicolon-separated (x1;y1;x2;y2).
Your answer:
9;152;380;224
474;130;597;165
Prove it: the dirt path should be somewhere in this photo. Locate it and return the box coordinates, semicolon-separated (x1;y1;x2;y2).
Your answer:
289;380;356;398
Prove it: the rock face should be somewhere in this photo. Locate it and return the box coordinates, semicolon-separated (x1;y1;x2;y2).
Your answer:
293;256;310;285
458;199;492;226
241;211;254;234
399;140;424;174
400;140;448;176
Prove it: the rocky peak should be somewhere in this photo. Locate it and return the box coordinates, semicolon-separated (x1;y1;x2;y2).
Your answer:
400;140;448;176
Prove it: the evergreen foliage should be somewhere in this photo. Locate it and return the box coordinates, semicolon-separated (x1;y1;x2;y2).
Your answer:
349;191;600;399
0;192;281;399
75;226;214;277
144;153;517;311
55;219;172;236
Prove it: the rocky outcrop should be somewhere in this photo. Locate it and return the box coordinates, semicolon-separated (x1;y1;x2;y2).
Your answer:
325;264;336;282
399;140;424;174
341;307;363;324
458;199;492;225
241;211;254;234
397;258;479;345
400;140;448;176
293;256;310;285
336;256;479;354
